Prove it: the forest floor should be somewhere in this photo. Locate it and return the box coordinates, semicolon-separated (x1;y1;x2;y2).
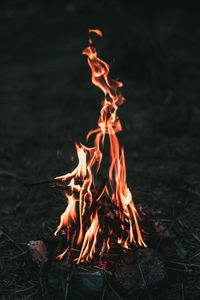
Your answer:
0;1;200;299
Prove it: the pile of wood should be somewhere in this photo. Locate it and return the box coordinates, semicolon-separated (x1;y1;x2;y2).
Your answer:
27;177;147;264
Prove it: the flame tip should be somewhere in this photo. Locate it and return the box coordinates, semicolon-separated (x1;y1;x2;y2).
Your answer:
88;29;103;38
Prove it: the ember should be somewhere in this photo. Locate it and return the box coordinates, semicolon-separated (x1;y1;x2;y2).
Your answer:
53;29;146;264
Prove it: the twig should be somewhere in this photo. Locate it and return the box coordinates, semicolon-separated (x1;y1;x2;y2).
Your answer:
138;263;154;300
0;227;24;252
177;218;189;230
103;271;122;300
167;267;191;273
190;250;200;260
191;233;200;243
15;286;35;293
170;261;200;269
24;289;39;300
101;284;107;300
181;283;185;300
79;266;91;272
64;267;74;300
138;263;148;289
93;265;112;275
0;170;25;181
11;251;27;260
24;179;59;189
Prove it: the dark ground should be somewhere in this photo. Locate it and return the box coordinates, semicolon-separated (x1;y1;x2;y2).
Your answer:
0;1;200;299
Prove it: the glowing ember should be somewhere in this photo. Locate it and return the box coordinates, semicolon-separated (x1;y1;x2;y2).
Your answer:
54;29;146;264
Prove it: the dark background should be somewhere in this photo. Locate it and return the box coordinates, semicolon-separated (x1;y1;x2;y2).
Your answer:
0;1;200;299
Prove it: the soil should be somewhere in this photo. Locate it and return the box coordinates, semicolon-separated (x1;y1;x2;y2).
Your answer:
0;1;200;299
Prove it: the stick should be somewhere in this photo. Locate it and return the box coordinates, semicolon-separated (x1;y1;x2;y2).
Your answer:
181;283;185;300
138;263;154;300
24;179;59;189
0;227;24;252
64;267;74;300
0;170;25;181
101;284;107;300
25;177;83;190
103;272;122;300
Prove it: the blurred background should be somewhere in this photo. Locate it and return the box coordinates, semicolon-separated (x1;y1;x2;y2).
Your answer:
0;1;200;299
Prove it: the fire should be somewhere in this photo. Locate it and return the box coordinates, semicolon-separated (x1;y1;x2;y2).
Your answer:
54;29;146;263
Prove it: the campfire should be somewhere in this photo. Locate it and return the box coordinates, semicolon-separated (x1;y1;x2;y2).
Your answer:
28;29;171;298
53;28;146;264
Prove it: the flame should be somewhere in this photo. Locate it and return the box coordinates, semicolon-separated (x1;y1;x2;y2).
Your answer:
88;29;103;37
55;29;146;263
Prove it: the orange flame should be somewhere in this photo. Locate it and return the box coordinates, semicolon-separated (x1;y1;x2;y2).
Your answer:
88;29;103;37
54;29;146;264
